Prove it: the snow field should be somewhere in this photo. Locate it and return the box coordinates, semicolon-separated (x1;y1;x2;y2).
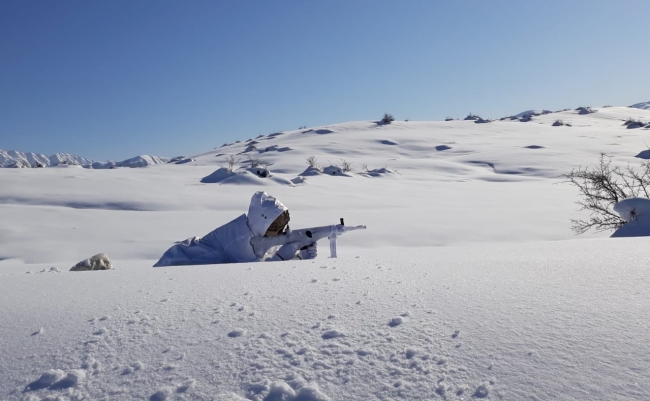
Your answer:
1;239;649;400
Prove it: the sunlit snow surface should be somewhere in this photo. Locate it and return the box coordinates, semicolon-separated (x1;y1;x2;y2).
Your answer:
1;106;650;400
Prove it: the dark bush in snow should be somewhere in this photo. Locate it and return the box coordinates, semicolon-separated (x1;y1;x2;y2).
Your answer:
576;106;596;115
552;119;571;127
474;118;492;124
623;118;646;129
380;113;395;124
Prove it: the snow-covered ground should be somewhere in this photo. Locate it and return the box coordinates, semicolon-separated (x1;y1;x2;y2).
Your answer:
1;105;650;400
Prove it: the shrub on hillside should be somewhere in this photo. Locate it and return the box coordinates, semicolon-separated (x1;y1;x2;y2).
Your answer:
464;113;480;121
552;119;571;127
623;118;646;129
220;155;240;173
306;156;319;169
338;158;353;173
576;106;596;115
380;113;395;124
474;117;492;124
562;153;650;234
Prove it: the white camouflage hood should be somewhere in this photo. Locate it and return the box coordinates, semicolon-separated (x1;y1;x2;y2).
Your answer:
247;191;288;237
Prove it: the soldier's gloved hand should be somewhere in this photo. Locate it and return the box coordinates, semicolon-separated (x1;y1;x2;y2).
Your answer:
275;241;302;261
298;243;317;260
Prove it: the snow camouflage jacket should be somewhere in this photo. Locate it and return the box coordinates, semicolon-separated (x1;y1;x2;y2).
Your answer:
153;191;288;267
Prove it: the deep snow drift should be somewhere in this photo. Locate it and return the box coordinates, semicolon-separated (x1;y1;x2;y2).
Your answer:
1;104;650;400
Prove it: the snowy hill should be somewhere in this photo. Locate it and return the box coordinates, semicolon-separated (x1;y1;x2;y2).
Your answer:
1;103;650;400
630;100;650;110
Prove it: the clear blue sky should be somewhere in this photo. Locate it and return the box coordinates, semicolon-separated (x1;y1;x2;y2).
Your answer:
2;0;649;161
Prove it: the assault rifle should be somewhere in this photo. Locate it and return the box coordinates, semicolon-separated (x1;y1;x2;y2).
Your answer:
250;218;366;259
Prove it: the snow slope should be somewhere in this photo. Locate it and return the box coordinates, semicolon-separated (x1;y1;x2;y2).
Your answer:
1;104;650;400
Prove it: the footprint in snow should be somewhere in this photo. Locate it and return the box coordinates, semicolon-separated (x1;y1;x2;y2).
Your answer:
228;328;246;338
321;330;344;340
150;388;173;401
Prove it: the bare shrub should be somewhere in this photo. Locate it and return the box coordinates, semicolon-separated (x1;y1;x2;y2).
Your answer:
306;156;318;168
562;153;650;234
221;155;240;172
380;113;395;124
245;154;267;168
339;158;353;172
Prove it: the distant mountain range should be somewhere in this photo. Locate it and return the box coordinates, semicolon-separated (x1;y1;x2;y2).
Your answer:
0;149;169;169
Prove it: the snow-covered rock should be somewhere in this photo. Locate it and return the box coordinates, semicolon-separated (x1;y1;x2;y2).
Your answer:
70;253;113;271
611;197;650;237
513;109;552;118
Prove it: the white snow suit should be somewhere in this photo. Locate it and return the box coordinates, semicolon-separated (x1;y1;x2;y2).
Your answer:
153;191;288;267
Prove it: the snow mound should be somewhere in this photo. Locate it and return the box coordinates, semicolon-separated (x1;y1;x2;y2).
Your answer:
629;101;650;110
200;168;294;186
200;168;238;183
513;109;552;118
298;166;324;176
322;165;352;177
360;167;399;177
611;197;650;237
634;150;650;160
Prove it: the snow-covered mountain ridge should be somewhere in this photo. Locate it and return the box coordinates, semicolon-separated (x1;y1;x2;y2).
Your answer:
0;149;94;168
0;149;169;168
